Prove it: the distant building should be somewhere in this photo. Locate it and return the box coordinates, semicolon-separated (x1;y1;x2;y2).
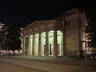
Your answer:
0;23;5;50
0;23;4;29
21;8;87;57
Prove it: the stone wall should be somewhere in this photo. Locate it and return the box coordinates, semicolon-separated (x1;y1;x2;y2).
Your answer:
64;9;82;56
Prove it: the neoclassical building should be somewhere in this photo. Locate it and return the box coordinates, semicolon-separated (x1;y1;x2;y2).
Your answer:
21;8;86;57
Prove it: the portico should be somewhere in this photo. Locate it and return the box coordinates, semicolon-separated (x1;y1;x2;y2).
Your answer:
21;9;85;57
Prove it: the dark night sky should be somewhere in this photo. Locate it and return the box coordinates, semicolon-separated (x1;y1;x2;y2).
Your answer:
0;0;96;27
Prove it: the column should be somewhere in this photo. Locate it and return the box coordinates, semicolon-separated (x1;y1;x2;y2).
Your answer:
27;36;30;55
54;29;58;56
25;36;29;55
38;33;41;56
32;34;35;56
28;35;30;55
45;32;48;56
22;37;25;55
63;29;65;56
63;16;66;56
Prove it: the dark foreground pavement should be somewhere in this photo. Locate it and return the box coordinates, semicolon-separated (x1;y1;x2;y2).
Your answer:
0;55;96;72
0;61;44;72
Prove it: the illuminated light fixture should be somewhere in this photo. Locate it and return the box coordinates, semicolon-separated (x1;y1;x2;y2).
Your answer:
35;34;39;37
50;31;54;33
41;32;46;37
30;35;33;37
57;31;62;35
21;28;23;30
25;36;28;37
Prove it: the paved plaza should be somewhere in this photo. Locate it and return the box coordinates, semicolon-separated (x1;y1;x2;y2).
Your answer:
0;56;96;72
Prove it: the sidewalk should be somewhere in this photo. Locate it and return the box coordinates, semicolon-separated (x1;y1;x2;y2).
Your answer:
0;55;96;72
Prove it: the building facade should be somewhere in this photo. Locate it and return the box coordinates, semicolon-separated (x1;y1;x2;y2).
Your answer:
0;23;5;50
21;9;86;57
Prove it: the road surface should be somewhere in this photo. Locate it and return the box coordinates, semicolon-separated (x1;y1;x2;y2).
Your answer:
0;56;96;72
0;61;44;72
